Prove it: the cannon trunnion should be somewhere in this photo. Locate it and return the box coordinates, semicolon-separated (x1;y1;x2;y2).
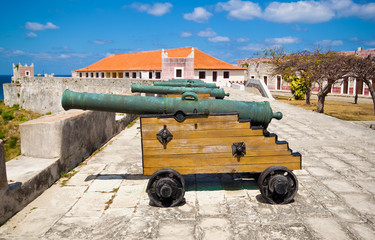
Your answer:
61;89;301;206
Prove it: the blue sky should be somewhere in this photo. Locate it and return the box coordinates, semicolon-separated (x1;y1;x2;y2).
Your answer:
0;0;374;75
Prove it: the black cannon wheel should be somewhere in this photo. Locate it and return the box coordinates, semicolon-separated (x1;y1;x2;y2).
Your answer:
258;165;298;204
147;168;185;207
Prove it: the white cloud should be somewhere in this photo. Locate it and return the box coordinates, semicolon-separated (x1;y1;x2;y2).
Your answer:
197;28;217;37
208;36;230;42
316;39;344;46
12;50;25;55
263;1;335;24
128;2;172;16
26;32;38;38
238;43;265;51
216;0;262;20
184;7;213;23
349;37;359;42
237;37;249;42
92;40;113;45
364;40;375;46
266;36;300;44
25;22;59;31
59;54;70;59
325;0;375;20
180;31;193;38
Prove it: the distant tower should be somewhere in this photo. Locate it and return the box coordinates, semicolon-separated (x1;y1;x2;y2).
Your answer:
12;63;34;80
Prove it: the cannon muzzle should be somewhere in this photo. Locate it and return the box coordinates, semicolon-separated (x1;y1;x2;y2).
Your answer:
62;90;282;129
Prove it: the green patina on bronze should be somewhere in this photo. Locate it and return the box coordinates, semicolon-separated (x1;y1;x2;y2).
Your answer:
131;84;229;99
61;90;282;129
154;81;218;88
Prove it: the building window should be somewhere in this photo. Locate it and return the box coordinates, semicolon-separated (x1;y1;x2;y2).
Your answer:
155;72;161;79
118;72;124;78
139;72;142;79
112;72;117;78
149;71;153;79
174;67;184;79
79;72;83;78
132;72;137;78
86;72;89;78
90;72;94;78
199;71;206;79
25;71;30;76
223;71;230;79
125;72;130;78
263;76;268;85
96;72;99;78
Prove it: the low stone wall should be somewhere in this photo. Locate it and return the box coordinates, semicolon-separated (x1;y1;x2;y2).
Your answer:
245;79;274;100
0;110;137;225
3;77;156;114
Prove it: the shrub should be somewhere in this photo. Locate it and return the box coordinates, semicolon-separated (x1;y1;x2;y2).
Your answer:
17;114;28;122
284;75;306;100
2;110;15;121
0;131;5;140
12;104;20;110
9;136;18;148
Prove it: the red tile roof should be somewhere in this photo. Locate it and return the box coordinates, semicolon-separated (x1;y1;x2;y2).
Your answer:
76;47;244;72
339;48;375;57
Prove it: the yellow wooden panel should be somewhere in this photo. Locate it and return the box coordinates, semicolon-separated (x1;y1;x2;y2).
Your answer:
142;135;277;149
143;154;300;168
144;162;301;175
142;127;263;140
143;143;288;155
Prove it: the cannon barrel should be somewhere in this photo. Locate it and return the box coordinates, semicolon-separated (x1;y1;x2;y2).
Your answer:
131;84;229;99
62;90;282;129
154;81;218;88
168;79;204;83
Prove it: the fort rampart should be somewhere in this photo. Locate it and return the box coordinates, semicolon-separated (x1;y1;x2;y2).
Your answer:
4;76;155;114
1;76;155;224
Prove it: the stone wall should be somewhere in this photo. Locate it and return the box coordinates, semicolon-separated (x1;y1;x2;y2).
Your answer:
3;77;156;114
0;110;137;225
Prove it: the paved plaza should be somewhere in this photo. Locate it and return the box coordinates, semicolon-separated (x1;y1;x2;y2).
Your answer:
1;87;375;239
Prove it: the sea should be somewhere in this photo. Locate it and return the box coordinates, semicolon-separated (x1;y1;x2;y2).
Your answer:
0;75;70;100
0;75;12;100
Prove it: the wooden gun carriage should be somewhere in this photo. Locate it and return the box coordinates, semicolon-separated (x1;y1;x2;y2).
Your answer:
62;90;301;206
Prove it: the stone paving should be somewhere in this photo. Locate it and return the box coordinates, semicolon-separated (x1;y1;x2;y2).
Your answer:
1;87;375;239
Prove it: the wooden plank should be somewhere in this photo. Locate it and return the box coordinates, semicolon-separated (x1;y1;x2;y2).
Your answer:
141;128;263;140
142;135;277;149
143;154;300;168
144;162;301;175
143;143;288;155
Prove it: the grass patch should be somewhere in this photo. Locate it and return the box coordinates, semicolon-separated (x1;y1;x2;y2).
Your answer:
127;117;139;128
104;187;120;210
274;95;375;121
0;101;42;161
60;169;78;187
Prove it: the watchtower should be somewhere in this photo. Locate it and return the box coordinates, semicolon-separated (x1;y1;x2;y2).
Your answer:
13;63;34;80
